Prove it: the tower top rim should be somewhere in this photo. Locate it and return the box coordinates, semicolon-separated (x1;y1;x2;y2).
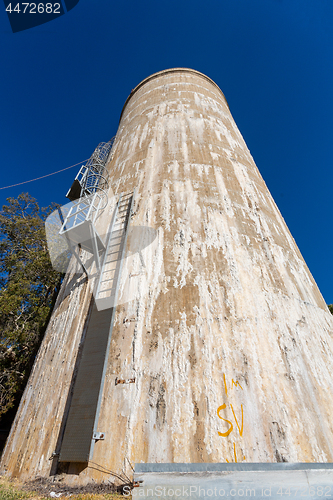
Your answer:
119;68;229;123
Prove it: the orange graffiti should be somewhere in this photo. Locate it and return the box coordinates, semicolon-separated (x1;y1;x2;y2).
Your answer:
218;373;246;462
225;442;246;463
230;403;243;437
223;373;228;396
231;379;243;391
217;404;233;437
223;373;243;396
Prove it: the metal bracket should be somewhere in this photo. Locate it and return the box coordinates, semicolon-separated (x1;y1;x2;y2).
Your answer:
133;481;144;488
93;431;105;441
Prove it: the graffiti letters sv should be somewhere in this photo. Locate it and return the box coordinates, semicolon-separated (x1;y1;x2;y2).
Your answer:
217;374;246;462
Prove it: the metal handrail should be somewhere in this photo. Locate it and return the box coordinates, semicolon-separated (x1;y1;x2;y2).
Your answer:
59;192;104;235
78;139;114;209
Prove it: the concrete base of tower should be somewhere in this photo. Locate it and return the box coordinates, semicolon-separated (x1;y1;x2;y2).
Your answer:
134;463;333;500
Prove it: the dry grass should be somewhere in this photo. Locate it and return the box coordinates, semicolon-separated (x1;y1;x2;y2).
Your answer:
0;477;127;500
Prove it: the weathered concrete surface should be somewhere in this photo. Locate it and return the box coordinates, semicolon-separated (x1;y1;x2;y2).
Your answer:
134;463;333;500
2;68;333;484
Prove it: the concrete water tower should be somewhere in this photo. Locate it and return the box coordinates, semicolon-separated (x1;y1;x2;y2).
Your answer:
1;68;333;485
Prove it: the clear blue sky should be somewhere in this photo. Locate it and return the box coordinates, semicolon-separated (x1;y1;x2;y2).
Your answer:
1;0;332;303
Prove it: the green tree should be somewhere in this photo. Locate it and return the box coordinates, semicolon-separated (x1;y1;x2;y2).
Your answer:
328;304;333;315
0;193;63;420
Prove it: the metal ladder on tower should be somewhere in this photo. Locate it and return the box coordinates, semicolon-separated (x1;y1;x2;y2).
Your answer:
95;191;134;311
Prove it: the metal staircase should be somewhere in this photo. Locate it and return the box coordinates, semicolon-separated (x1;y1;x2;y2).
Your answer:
59;192;105;271
66;140;113;208
59;139;114;273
